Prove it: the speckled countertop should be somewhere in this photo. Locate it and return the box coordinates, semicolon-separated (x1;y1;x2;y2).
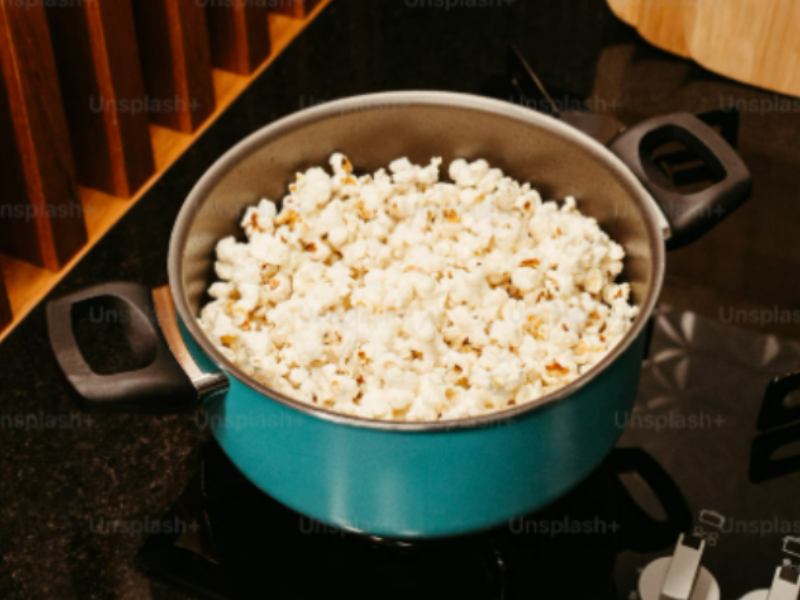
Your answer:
1;1;799;598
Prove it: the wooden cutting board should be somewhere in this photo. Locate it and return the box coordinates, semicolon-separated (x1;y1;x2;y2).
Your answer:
607;0;800;98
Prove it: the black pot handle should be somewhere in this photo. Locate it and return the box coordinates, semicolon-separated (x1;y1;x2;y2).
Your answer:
47;282;215;413
608;112;752;250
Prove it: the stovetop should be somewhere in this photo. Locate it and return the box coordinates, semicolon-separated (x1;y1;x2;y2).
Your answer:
614;307;800;600
137;306;800;600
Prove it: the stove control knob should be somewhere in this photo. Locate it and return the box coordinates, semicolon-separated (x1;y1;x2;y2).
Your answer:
639;534;720;600
739;565;800;600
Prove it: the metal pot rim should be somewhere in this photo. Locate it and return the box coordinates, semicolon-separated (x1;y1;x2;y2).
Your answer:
168;90;667;432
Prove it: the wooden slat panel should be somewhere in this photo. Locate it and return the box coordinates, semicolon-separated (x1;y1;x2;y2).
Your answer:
0;0;87;271
206;0;271;75
0;56;35;266
131;0;215;133
270;0;323;19
0;1;333;345
46;0;155;198
0;270;10;332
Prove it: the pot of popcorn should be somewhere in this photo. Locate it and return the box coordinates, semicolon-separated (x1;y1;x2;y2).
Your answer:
47;92;750;538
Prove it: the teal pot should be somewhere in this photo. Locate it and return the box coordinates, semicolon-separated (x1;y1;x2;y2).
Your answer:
47;92;750;539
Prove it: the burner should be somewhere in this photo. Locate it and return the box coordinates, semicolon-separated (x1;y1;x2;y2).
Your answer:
139;440;630;600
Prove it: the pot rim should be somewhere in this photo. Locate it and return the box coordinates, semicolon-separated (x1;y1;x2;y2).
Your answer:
168;90;667;432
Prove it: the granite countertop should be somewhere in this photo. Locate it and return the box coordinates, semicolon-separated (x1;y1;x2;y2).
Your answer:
1;1;799;598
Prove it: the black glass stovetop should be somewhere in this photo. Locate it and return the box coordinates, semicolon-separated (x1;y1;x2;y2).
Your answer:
137;306;800;600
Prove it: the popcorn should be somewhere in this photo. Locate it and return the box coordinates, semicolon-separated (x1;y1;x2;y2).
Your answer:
449;158;489;188
241;199;276;237
200;154;638;422
294;168;333;213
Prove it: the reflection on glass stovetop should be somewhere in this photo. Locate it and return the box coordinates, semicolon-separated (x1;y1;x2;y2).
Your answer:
614;306;800;600
137;306;800;600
